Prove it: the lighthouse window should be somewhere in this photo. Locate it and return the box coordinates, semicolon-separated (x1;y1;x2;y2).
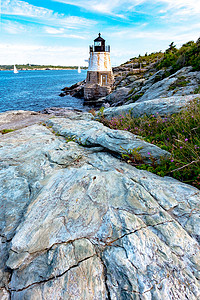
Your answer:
94;41;101;46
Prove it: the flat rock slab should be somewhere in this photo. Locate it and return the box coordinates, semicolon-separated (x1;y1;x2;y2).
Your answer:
40;107;92;120
102;94;200;119
47;117;170;162
0;112;199;299
0;110;51;131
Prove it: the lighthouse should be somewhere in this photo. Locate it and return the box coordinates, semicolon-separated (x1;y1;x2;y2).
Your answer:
84;33;114;103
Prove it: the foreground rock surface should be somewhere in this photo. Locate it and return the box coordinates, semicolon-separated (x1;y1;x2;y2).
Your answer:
0;110;50;131
0;110;199;299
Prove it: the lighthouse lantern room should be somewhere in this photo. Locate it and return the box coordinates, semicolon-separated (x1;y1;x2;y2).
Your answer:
84;33;114;103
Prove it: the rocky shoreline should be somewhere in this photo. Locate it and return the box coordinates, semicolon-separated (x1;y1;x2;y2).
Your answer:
0;92;200;298
60;64;200;109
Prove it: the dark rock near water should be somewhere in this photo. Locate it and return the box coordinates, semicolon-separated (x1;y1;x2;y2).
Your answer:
59;80;85;99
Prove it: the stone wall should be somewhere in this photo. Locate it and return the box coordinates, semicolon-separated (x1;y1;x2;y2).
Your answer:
84;84;111;103
84;71;114;102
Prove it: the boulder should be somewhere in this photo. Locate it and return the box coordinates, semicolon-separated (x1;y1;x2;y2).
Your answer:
46;117;170;162
102;94;200;119
0;111;199;299
99;86;133;107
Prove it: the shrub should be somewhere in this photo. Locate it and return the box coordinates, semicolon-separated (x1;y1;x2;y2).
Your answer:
157;40;200;72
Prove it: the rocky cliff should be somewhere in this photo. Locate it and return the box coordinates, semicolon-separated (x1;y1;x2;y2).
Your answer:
0;99;200;299
60;38;200;108
60;66;200;108
99;66;200;107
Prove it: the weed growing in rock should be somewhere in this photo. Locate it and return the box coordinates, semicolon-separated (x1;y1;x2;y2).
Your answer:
127;92;144;102
194;86;200;94
0;129;15;134
100;99;200;189
168;78;190;91
98;106;105;117
88;109;97;117
120;146;144;165
65;135;76;142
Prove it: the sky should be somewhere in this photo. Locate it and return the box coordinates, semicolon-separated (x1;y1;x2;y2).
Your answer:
0;0;200;66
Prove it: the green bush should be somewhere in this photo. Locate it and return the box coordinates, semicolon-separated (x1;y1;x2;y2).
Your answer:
157;40;200;72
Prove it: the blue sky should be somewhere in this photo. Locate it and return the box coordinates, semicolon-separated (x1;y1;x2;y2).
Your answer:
0;0;200;66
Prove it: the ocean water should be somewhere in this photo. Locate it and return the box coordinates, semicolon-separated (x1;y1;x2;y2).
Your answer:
0;69;87;113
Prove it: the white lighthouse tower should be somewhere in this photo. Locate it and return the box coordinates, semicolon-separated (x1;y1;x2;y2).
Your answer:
84;33;114;103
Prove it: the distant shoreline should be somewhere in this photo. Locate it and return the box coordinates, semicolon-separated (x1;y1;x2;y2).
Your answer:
0;65;87;71
0;68;87;71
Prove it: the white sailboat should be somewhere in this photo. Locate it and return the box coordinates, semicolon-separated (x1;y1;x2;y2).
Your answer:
14;65;19;74
78;66;81;73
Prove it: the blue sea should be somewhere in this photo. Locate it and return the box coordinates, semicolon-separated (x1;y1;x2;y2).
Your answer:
0;69;87;113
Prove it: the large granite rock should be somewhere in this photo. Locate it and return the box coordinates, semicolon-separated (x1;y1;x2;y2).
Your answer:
102;94;200;119
0;111;199;299
46;117;170;162
99;86;133;107
136;67;200;103
102;67;200;106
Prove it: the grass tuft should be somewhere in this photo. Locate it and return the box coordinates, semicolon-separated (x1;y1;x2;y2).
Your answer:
0;129;15;134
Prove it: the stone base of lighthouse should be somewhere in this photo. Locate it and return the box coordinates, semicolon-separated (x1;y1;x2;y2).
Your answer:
84;71;113;104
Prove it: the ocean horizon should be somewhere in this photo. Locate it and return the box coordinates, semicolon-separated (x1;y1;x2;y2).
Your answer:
0;69;87;113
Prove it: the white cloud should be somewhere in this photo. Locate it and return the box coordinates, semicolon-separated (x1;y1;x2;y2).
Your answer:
110;23;200;43
53;0;200;20
2;20;27;34
155;0;200;22
158;0;200;14
0;43;89;65
43;27;86;39
52;0;144;17
44;27;65;34
1;0;96;29
2;0;53;18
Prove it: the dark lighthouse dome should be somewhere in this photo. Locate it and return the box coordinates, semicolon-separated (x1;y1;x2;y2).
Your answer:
94;33;106;52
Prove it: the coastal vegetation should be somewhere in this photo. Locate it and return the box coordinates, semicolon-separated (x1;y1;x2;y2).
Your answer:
98;99;200;189
157;40;200;72
123;38;200;73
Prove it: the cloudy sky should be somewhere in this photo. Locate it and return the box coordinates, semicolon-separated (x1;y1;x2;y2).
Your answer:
0;0;199;66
